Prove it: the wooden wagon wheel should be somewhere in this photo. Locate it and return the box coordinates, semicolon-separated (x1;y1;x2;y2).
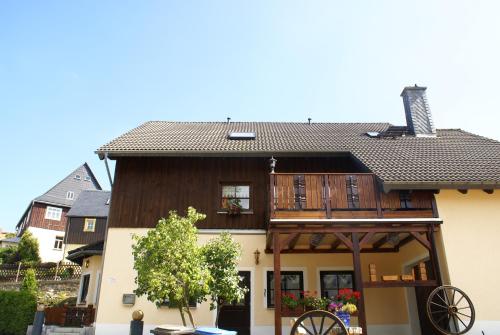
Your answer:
290;310;349;335
426;285;475;335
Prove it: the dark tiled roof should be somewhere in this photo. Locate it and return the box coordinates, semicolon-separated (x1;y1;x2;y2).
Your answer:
66;241;104;265
34;163;102;207
96;122;500;189
67;190;111;218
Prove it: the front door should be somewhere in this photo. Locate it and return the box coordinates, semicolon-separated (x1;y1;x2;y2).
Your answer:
218;271;251;335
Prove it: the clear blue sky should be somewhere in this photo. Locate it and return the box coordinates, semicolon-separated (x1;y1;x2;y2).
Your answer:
1;1;499;232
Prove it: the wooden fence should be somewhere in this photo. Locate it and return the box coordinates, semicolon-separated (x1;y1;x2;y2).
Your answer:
45;304;96;327
0;262;81;282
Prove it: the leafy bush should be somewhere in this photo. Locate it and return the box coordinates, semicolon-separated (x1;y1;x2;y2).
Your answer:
17;231;41;264
21;268;38;295
0;291;37;335
0;246;19;264
37;289;72;307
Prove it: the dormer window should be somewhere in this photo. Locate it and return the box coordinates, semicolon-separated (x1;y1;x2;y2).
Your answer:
227;132;256;140
74;175;82;180
84;176;91;182
66;191;75;200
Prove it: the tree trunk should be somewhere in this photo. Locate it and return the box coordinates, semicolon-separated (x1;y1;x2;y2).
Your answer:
178;304;187;327
215;297;224;328
183;288;195;328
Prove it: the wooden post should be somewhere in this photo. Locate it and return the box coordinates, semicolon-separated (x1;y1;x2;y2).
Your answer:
270;173;276;220
323;175;332;219
54;261;60;280
15;262;22;282
352;233;368;334
273;233;282;335
427;225;443;286
373;177;382;218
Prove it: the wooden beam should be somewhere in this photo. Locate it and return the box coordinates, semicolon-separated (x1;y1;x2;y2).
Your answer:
352;233;368;334
410;232;431;251
265;247;398;254
333;232;353;251
288;233;301;250
359;232;375;249
324;175;332;219
364;280;438;288
373;178;383;218
280;233;300;251
331;237;343;250
266;232;273;250
427;227;443;286
273;233;281;335
372;234;389;249
395;234;414;250
269;225;436;234
310;233;325;250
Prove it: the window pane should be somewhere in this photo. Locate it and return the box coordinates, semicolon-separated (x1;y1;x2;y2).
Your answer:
339;274;353;288
322;274;337;289
239;199;250;210
222;186;236;197
283;275;301;289
235;186;250;198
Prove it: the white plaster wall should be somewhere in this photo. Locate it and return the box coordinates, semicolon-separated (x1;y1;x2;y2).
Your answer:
28;226;65;263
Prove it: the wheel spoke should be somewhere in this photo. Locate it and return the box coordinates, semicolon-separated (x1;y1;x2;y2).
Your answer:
457;306;471;310
321;322;336;335
309;316;318;335
436;293;449;306
451;288;456;306
455;311;471;319
455;294;465;306
318;315;325;335
430;301;448;309
431;309;448;314
435;311;449;326
455;314;469;329
299;321;315;335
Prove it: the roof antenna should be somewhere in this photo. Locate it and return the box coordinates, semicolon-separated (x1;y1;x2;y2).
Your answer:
307;118;312;125
227;117;231;124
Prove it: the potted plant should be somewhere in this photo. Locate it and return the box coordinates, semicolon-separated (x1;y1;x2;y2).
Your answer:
227;198;242;215
334;288;361;327
281;293;304;317
302;291;329;311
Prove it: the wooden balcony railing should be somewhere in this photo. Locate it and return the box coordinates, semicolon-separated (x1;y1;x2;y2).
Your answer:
270;173;435;220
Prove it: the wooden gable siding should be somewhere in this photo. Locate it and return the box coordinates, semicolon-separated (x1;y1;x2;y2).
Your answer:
29;202;69;232
108;156;364;229
65;217;106;244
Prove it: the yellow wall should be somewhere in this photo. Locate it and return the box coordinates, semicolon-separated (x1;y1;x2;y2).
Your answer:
436;190;500;321
96;228;429;327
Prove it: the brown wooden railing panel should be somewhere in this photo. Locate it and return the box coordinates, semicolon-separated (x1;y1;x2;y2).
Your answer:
328;175;348;208
275;175;295;210
0;263;81;283
45;305;96;327
357;175;377;209
304;175;324;209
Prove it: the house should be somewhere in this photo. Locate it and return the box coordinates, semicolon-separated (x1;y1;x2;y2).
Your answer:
64;190;109;307
15;163;102;262
93;86;500;335
0;236;20;249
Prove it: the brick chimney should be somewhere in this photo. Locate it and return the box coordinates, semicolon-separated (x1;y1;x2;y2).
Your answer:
401;85;436;136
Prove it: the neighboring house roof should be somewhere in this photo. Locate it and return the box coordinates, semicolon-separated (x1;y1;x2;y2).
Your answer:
96;121;500;190
34;163;102;207
67;190;111;218
1;237;20;244
66;241;104;265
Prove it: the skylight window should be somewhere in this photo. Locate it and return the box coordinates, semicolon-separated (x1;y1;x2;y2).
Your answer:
366;132;380;138
228;132;256;140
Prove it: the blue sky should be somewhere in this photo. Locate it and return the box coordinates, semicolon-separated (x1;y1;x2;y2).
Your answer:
1;1;499;232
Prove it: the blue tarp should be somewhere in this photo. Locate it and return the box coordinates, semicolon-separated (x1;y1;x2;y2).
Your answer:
195;327;237;335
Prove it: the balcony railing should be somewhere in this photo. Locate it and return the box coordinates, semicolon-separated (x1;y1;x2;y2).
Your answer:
270;173;434;220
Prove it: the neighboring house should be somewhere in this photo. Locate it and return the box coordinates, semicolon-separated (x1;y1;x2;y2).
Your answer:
15;163;102;262
93;86;500;335
0;236;20;248
64;190;109;307
64;190;110;256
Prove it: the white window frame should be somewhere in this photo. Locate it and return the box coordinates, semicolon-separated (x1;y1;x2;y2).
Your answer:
53;236;64;250
84;218;96;232
45;206;63;221
84;176;91;181
74;174;82;180
66;191;75;200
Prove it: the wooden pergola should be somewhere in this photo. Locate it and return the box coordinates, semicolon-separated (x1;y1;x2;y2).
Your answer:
267;219;444;335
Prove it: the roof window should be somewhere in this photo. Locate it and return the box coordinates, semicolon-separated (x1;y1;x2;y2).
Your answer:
228;132;256;140
84;176;91;182
74;175;81;180
366;132;380;138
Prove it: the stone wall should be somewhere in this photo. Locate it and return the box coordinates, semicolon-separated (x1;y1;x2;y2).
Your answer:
0;279;79;295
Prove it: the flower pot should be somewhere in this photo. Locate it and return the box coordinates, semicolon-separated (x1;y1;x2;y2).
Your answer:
281;305;304;317
228;205;242;215
335;311;351;327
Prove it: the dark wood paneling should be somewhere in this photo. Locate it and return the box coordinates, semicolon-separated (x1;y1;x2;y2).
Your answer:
108;157;271;229
65;217;106;244
29;203;69;232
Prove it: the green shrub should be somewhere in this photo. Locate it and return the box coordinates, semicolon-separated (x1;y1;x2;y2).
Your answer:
21;268;38;295
18;231;41;264
0;291;37;335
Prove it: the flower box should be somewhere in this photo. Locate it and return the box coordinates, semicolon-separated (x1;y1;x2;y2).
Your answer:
281;305;305;317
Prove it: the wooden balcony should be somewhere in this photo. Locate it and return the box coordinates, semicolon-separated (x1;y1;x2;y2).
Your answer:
270;173;435;220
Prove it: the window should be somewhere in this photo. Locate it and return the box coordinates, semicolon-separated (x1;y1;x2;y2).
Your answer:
221;184;251;210
66;191;74;200
84;176;91;181
53;236;63;250
74;174;82;180
84;218;96;232
80;274;90;303
228;132;256;140
346;176;360;208
319;271;354;300
45;206;62;221
161;297;197;308
399;191;412;209
266;271;304;307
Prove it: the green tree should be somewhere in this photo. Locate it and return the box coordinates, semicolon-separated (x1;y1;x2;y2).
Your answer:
0;246;19;265
20;269;38;295
202;232;247;327
17;231;40;264
132;207;211;328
